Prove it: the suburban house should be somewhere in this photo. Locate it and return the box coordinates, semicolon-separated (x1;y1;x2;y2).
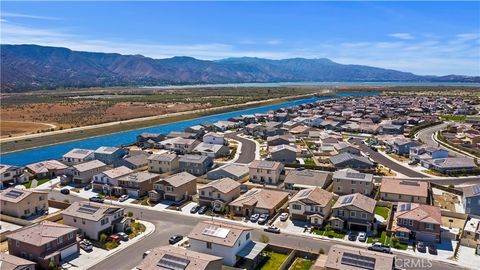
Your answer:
463;184;480;216
179;154;213;176
207;163;249;180
116;171;160;198
63;201;129;241
159;137;199;154
147;152;180;174
392;202;442;243
0;164;28;189
284;169;332;190
421;157;477;173
461;218;480;254
198;177;241;212
329;153;375;170
26;160;67;179
114;152;149;170
332;169;374;195
329;193;376;232
93;146;128;165
62;148;95;165
7;221;79;269
203;132;226;145
391;139;422;156
0;253;36;270
92;166;133;193
0;188;48;218
136;132;165;148
62;160;108;185
188;221;256;266
380;178;429;204
324;244;395;270
193;142;230;158
136;246;222;270
185;124;206;136
410;146;448;162
267;135;295;146
248;160;284;185
334;142;361;155
269;144;297;163
149;172;197;203
289;187;336;226
229;188;290;216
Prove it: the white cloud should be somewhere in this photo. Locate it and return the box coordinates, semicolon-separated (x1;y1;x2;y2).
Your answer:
1;12;61;20
389;32;414;40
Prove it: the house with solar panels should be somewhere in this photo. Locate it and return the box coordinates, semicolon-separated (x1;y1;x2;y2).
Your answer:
63;201;129;240
289;187;336;227
392;202;441;243
463;184;480;216
324;244;395;270
329;193;376;233
188;221;265;267
93;146;128;165
248;160;284;185
0;187;48;218
136;246;222;270
62;148;95;165
332;169;374;196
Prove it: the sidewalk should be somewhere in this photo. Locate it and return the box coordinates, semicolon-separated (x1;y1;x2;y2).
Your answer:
62;220;155;270
377;150;434;178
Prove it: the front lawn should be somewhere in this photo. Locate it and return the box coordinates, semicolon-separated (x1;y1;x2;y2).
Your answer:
304;158;316;166
128;221;146;239
23;178;50;188
374;206;390;219
388;153;409;162
258;251;289;270
313;228;346;239
290;258;313;270
367;231;408;250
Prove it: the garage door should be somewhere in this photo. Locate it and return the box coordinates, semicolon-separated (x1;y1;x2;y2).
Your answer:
254;208;269;215
416;232;436;242
60;244;78;260
349;223;368;232
164;195;177;201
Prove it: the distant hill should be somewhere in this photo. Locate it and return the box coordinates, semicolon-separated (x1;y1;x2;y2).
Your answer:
1;44;478;92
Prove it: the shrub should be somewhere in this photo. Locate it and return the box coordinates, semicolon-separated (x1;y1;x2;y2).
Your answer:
127;211;134;217
259;234;270;243
99;233;107;244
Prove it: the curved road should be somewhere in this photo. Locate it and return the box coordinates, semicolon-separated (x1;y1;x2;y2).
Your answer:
225;132;256;164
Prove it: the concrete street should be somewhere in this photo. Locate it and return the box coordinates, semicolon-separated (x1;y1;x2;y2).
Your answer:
48;190;466;270
225;131;256;164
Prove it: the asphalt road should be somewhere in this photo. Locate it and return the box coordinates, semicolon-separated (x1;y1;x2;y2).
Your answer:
48;190;464;270
351;138;427;178
416;122;474;160
225;131;256;164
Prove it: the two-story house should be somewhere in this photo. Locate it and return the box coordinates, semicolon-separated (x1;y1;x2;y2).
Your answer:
203;132;226;145
229;188;290;216
26;160;67;179
62;148;95;165
380;178;429;204
179;154;213;176
284;169;332;190
0;253;36;270
136;246;222;270
116;171;160;198
160;137;199;154
391;139;422;156
332;169;374;195
329;193;376;233
269;144;297;163
463;184;480;216
62;160;108;185
149;172;197;203
329;153;374;170
93;146;128;165
0;188;48;218
248;160;284;185
289;187;335;227
188;221;256;266
193;142;230;158
147;152;180;174
198;178;241;212
0;164;28;189
207;163;249;180
7;221;79;269
63;201;129;241
392;202;442;243
92;166;133;193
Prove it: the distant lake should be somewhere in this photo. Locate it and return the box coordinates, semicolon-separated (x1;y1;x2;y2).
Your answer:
0;91;371;166
142;81;480;89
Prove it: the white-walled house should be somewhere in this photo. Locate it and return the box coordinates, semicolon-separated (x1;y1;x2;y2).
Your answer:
203;132;226;145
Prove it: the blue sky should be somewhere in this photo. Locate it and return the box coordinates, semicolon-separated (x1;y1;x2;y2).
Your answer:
1;1;479;76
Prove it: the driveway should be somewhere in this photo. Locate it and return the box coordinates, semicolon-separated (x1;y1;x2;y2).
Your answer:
351;138;427;178
225;131;256;164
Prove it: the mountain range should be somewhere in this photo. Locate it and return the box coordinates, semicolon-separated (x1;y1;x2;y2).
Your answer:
1;44;478;92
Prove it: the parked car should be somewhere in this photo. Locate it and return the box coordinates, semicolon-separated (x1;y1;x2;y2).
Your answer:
169;235;183;245
117;232;129;241
142;250;151;259
190;204;201;214
264;225;280;234
61;189;70;195
368;242;391;253
107;234;120;242
119;195;129;202
427;243;437;255
84;184;92;190
279;213;289;222
198;205;209;215
358;232;367;242
408;160;419;165
417;241;426;253
348;231;358;241
258;214;270;225
89;196;105;203
79;239;93;252
249;213;260;222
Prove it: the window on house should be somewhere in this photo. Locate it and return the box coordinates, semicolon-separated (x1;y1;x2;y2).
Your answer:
292;204;302;210
361;213;367;219
246;233;250;240
57;237;63;245
350;211;356;217
68;232;74;240
166;186;173;192
425;223;434;230
201;191;205;195
206;242;212;249
46;242;51;251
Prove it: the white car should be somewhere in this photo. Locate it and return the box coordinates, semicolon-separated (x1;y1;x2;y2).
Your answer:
119;194;129;202
358;232;367;242
279;213;289;221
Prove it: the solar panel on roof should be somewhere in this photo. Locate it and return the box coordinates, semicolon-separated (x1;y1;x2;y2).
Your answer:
473;185;480;195
341;195;354;204
74;149;90;154
4;190;24;198
341;252;376;270
399;203;411;212
346;172;366;179
300;190;312;197
202;225;230;238
78;205;100;214
157;254;190;270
